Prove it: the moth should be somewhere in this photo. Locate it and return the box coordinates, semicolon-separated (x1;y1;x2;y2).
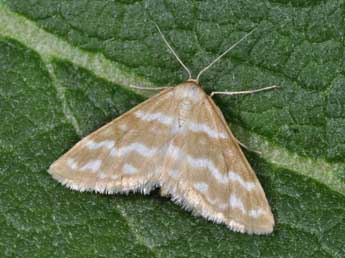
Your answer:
49;25;276;234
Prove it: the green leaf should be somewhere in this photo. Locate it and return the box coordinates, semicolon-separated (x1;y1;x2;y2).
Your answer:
0;1;344;257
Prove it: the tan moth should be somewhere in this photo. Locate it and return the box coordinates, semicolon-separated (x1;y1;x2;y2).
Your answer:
49;25;277;234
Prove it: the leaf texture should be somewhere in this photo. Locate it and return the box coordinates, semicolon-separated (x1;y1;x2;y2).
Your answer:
0;1;344;257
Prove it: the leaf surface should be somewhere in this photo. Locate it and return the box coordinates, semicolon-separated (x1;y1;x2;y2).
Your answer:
0;1;344;257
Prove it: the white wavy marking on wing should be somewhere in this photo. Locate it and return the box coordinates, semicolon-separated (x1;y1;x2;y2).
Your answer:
166;145;257;190
228;171;256;191
168;169;180;179
134;110;174;125
187;155;228;183
166;145;228;183
80;159;102;172
110;143;157;158
248;209;266;218
86;140;115;150
188;121;228;139
122;164;138;175
229;194;246;214
134;111;227;139
67;158;102;173
67;158;78;170
229;194;266;218
193;182;209;193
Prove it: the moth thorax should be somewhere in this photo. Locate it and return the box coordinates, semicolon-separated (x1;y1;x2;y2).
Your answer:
175;82;201;102
178;98;193;127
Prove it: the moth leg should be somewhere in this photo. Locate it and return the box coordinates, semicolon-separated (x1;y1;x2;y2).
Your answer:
231;135;261;155
210;85;278;97
210;85;278;154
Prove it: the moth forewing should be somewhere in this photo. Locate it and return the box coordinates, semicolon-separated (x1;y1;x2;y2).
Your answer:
158;83;274;234
206;95;274;233
49;87;175;193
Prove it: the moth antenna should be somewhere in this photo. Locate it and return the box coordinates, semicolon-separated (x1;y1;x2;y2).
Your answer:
196;28;257;82
155;23;192;80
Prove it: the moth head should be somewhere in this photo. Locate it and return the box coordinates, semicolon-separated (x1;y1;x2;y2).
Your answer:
174;80;205;103
185;79;199;86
